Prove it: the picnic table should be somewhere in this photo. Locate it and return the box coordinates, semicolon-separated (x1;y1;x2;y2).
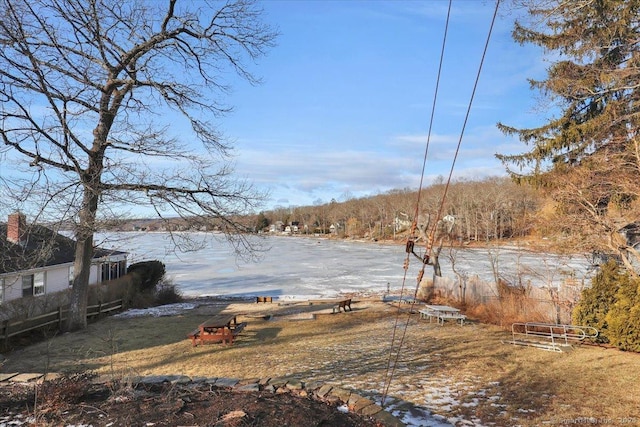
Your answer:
419;305;466;325
187;314;246;346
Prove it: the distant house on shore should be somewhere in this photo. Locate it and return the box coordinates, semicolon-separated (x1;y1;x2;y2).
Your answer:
269;221;284;233
283;223;299;234
0;212;127;304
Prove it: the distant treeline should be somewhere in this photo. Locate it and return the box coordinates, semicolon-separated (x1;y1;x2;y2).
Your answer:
249;177;544;243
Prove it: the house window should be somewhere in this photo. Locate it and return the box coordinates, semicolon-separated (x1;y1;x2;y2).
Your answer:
101;263;110;282
22;272;45;297
100;260;126;282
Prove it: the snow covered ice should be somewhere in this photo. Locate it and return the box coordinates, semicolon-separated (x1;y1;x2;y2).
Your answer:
98;232;593;300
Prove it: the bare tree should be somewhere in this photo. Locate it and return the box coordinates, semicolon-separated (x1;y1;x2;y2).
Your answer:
446;242;468;304
413;212;455;278
0;0;277;330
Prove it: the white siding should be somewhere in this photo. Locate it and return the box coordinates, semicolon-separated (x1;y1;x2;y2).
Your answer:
3;276;21;301
89;264;99;285
46;266;71;294
1;262;108;303
1;250;126;303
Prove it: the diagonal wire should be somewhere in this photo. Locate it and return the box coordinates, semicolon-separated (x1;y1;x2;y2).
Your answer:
381;0;501;408
425;0;501;255
381;0;452;407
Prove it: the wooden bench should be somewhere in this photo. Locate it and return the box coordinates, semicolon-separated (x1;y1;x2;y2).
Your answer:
188;321;247;346
332;298;352;313
187;314;247;346
230;321;247;336
256;296;273;303
187;327;204;346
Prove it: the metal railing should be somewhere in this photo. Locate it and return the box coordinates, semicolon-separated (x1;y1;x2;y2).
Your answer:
506;322;599;352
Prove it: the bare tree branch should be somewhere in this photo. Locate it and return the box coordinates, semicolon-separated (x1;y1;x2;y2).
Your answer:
0;0;277;330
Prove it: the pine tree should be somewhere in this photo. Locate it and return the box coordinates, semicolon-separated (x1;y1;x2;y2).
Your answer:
496;0;640;272
605;272;640;351
572;260;621;344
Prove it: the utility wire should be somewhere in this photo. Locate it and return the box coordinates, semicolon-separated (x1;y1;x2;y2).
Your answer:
426;0;501;253
381;0;452;407
381;0;501;408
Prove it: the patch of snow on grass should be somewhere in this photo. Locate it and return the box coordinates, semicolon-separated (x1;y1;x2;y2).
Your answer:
382;396;453;427
0;413;36;425
113;302;196;318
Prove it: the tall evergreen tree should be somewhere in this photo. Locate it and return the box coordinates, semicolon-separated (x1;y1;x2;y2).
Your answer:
496;0;640;272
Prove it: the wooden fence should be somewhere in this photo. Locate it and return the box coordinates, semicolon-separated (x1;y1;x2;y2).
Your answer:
1;299;123;345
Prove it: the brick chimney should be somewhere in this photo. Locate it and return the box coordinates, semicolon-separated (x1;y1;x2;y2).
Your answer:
7;212;26;244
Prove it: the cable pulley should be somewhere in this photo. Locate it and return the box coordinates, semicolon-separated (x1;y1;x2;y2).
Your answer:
405;239;430;265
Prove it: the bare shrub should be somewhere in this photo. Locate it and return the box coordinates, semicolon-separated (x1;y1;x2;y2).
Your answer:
417;277;434;301
38;373;97;407
128;289;157;309
465;294;551;328
88;275;136;307
154;280;183;306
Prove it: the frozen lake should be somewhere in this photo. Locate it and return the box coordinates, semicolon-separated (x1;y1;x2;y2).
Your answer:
96;232;594;300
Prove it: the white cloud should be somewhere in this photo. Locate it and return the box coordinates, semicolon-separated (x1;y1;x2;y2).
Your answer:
2;1;546;216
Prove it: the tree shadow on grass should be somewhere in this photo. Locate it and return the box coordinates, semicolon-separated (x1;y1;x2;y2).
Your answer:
252;327;282;341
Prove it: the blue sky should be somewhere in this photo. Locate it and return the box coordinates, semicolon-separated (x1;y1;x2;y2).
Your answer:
218;0;546;209
0;0;549;218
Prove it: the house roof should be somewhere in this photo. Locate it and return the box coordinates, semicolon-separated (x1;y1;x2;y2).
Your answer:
0;223;126;275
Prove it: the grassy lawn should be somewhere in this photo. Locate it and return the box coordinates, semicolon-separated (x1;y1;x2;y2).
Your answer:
2;300;639;426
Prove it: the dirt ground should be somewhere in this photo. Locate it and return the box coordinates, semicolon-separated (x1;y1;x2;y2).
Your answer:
0;375;384;426
2;297;640;426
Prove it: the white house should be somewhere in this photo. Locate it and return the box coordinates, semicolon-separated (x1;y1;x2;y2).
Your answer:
0;212;127;304
269;221;284;233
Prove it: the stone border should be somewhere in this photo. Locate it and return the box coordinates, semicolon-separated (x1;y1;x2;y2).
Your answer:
0;373;405;426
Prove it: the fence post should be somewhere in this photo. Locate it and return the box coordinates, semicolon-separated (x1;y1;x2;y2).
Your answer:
58;306;64;331
2;319;9;347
